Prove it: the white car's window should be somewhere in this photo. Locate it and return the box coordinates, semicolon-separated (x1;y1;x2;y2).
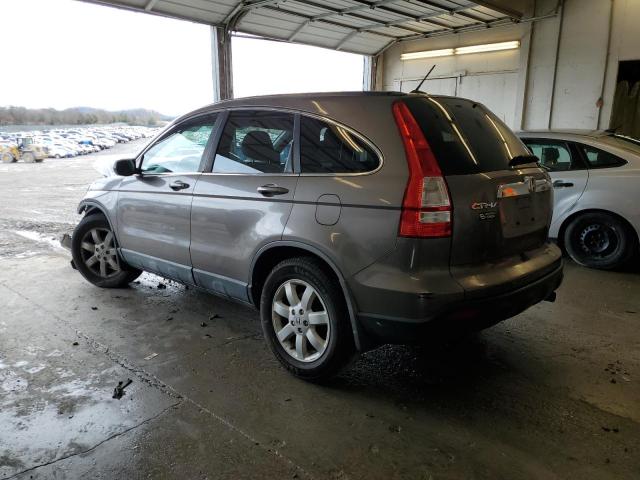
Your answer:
580;144;627;169
141;120;216;174
522;140;576;171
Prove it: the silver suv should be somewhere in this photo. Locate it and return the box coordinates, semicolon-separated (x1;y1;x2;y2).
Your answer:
71;92;563;380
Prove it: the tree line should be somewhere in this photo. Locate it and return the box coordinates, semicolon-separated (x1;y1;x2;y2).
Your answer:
0;106;173;127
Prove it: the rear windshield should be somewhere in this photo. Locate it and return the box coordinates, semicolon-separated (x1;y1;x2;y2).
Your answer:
404;96;530;175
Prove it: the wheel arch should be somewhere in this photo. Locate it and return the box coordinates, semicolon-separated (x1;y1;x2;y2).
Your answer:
78;200;119;243
558;208;639;251
249;241;372;352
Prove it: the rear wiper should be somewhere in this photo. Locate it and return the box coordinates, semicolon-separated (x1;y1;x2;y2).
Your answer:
509;154;539;168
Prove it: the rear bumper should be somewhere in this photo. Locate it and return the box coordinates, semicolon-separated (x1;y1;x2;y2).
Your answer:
357;260;563;344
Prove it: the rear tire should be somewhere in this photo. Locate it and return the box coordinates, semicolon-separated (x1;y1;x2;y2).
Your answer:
22;152;35;163
260;257;355;381
71;214;141;288
564;212;636;270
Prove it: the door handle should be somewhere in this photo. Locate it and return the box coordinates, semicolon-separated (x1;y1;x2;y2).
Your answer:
553;180;574;188
169;180;190;191
257;184;289;197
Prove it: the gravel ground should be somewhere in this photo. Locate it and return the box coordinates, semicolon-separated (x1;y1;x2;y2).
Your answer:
0;138;148;259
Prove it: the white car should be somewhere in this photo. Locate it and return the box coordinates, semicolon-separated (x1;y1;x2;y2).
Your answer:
519;130;639;269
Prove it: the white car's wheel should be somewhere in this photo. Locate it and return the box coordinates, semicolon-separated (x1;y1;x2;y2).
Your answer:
564;212;636;270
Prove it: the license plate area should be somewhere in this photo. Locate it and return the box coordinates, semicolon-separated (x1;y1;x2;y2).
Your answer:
500;195;546;238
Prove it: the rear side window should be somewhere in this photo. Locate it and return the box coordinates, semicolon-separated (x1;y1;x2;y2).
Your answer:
580;144;627;168
404;97;530;175
300;116;380;174
214;110;294;174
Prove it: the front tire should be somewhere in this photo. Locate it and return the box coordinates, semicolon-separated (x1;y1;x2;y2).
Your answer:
260;257;355;381
71;214;141;287
564;212;636;270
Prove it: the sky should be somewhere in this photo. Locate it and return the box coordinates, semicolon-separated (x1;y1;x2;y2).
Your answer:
0;0;364;117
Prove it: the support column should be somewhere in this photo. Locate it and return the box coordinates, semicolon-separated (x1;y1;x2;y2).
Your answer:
211;26;233;102
363;54;383;91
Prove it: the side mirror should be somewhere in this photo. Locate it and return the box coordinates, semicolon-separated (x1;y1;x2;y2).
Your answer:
114;158;137;176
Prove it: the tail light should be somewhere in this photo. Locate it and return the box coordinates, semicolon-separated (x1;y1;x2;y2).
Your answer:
392;101;452;238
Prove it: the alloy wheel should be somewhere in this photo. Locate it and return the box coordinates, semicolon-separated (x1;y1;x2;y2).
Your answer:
271;279;330;363
79;227;121;278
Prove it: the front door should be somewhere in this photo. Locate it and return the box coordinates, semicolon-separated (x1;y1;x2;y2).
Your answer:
190;110;298;301
522;139;589;231
116;115;218;283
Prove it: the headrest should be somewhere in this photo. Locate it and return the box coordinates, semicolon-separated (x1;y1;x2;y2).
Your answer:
542;147;560;162
241;130;277;164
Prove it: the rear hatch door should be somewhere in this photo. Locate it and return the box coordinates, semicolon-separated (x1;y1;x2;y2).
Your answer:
404;96;554;275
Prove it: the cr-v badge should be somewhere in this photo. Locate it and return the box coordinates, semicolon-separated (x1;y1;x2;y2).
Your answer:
471;201;498;220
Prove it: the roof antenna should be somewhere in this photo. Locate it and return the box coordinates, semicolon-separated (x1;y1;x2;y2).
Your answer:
411;64;436;94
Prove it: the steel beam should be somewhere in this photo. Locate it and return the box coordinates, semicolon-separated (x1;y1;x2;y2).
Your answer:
211;26;233;101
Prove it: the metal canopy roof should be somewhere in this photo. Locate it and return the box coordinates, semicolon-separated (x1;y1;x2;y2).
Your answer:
82;0;525;56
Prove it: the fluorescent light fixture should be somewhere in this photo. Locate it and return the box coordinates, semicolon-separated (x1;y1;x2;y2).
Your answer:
455;40;520;55
401;48;454;60
401;40;520;61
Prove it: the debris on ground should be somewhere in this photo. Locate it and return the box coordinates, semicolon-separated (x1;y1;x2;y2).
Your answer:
72;341;79;346
209;313;221;320
157;282;167;289
144;352;158;360
91;306;98;310
388;425;402;433
166;317;173;321
112;378;133;399
200;321;208;327
170;309;179;314
204;333;212;338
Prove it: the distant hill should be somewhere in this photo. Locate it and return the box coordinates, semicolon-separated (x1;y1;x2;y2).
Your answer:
0;106;174;127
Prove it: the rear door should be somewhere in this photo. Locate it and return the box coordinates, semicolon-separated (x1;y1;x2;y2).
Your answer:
521;138;589;232
116;115;218;283
190;109;298;301
404;97;553;266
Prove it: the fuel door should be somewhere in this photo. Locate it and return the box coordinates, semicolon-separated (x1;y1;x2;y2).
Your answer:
315;194;341;226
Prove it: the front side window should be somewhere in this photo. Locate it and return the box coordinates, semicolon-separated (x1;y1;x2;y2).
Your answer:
141;118;216;174
522;139;576;172
580;144;627;169
300;116;380;174
213;111;294;174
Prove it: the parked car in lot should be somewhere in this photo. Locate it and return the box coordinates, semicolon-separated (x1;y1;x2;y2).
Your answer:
71;92;562;380
0;126;159;160
519;130;640;269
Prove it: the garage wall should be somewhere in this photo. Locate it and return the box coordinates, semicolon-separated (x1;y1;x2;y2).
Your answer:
382;24;527;126
381;0;640;132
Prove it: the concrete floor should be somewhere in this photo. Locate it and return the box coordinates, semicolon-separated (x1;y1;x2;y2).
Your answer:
1;141;639;479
